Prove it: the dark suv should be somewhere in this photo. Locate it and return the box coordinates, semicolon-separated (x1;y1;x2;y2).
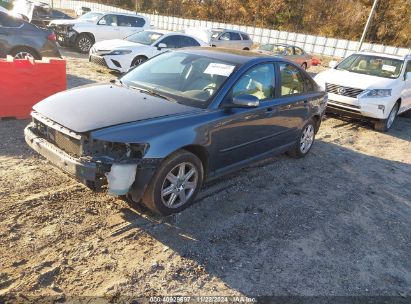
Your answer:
0;12;60;59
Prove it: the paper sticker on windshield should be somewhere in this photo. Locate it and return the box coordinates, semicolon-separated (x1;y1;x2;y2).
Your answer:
382;65;396;72
204;63;235;77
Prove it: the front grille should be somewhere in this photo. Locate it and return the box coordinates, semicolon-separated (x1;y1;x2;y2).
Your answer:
33;119;82;157
326;83;364;98
89;55;108;68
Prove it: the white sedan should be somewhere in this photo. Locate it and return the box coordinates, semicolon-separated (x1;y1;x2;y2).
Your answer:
89;30;207;73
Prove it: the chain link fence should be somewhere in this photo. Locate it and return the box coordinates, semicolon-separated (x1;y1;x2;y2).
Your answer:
45;0;411;58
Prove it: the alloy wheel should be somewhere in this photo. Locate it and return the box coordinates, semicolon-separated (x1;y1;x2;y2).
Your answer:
160;162;198;208
14;52;34;59
300;124;314;154
79;38;91;52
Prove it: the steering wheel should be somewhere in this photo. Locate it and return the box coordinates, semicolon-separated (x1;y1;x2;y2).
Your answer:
203;84;215;94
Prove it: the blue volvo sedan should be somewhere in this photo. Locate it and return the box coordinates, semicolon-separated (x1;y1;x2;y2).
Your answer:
25;48;327;215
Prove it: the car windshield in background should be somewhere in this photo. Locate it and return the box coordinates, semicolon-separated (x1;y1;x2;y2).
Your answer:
121;51;238;108
125;31;163;45
79;12;103;22
211;30;222;38
337;54;404;79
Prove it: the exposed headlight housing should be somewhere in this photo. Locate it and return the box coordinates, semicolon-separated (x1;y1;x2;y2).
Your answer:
361;89;392;98
106;50;132;56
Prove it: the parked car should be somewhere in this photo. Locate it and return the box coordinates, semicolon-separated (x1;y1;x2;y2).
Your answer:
257;43;312;70
48;12;150;53
0;11;60;59
10;0;66;27
315;51;411;131
75;6;91;17
25;48;326;215
90;30;207;73
186;27;253;50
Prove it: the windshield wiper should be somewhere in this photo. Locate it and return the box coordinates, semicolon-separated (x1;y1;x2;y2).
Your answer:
129;85;175;102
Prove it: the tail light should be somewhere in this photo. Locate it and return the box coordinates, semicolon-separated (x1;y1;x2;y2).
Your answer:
48;32;56;41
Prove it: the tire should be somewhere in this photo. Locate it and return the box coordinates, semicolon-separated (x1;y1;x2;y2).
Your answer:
141;150;204;215
76;33;94;53
10;47;40;60
243;47;250;51
374;102;399;132
287;119;316;158
301;62;307;70
131;55;147;68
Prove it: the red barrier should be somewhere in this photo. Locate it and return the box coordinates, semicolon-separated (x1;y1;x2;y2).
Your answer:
0;56;66;119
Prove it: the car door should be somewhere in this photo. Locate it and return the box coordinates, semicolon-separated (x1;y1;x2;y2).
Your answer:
0;13;24;57
95;14;121;41
274;61;319;141
214;62;291;170
117;15;146;38
402;60;411;112
0;13;12;57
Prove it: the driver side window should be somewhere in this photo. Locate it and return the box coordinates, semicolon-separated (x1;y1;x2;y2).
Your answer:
230;64;275;101
98;14;117;26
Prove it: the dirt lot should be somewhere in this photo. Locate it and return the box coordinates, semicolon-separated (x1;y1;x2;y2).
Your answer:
0;48;410;302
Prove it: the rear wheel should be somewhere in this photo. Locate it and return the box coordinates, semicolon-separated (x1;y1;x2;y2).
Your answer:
288;120;316;158
76;33;94;53
141;150;204;215
10;47;40;60
374;102;399;132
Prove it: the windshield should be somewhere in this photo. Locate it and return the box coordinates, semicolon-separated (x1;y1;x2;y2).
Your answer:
337;54;404;79
125;31;163;45
79;12;103;22
211;30;222;38
121;51;238;108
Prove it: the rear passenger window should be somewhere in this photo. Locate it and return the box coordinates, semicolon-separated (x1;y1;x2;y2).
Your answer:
118;15;145;27
229;32;241;40
279;63;305;95
230;64;275;101
180;36;200;47
241;33;250;40
294;47;303;55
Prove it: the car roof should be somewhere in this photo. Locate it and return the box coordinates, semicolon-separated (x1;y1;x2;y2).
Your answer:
175;47;278;64
357;50;407;60
103;11;148;19
211;28;248;35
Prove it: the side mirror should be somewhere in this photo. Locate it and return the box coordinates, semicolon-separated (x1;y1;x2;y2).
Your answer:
406;72;411;81
225;94;260;108
157;42;167;50
329;60;338;69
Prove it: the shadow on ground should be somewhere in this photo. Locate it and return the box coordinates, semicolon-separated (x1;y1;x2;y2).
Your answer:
117;141;411;296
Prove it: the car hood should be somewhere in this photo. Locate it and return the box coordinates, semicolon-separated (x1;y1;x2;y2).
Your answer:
314;69;396;90
33;84;199;133
93;39;145;51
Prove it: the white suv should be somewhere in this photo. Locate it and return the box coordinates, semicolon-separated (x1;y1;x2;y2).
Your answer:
315;51;411;131
49;12;150;53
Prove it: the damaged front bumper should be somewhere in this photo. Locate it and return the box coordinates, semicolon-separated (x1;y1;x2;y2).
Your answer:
24;124;160;201
25;124;106;189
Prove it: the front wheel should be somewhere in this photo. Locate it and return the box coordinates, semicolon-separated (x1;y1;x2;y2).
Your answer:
287;120;316;158
141;150;204;215
76;33;94;53
131;55;147;68
374;102;399;132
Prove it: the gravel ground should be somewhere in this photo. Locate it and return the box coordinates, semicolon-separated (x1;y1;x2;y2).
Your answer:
0;47;410;302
